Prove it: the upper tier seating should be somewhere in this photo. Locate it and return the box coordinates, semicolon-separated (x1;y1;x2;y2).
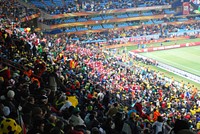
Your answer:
43;0;54;7
31;0;46;8
53;0;64;7
29;0;169;13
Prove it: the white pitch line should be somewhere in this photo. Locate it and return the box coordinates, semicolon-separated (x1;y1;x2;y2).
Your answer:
145;53;200;75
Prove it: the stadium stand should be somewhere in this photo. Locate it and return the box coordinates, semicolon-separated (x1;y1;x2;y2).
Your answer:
128;12;140;17
1;0;200;134
0;0;39;20
53;0;64;7
76;26;88;31
164;9;176;14
40;9;176;26
28;0;169;13
30;0;46;8
117;13;129;18
102;23;115;29
65;27;77;32
102;15;115;20
92;25;103;30
43;0;55;7
91;15;103;21
0;18;198;134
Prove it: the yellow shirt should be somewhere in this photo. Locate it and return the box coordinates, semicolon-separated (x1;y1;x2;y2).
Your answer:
197;122;200;130
167;102;171;108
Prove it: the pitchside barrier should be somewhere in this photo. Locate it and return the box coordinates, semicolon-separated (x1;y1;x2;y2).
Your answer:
132;41;200;53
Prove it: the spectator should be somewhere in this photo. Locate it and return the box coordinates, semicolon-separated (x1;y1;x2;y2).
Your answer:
122;113;140;134
152;116;164;134
171;119;195;134
69;107;86;127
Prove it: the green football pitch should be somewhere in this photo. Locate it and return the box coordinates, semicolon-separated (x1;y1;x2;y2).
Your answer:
116;38;200;89
140;46;200;76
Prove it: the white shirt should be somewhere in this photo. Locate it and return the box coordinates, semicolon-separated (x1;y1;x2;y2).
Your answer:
59;101;72;112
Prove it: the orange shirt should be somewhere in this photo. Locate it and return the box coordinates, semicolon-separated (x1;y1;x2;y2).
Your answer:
153;110;161;122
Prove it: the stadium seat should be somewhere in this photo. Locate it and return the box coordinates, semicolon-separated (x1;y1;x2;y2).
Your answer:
102;15;114;20
117;13;128;18
117;23;129;27
30;0;46;8
164;9;176;14
65;27;77;32
153;19;164;24
43;0;54;7
138;4;147;7
76;27;88;31
102;24;114;29
128;13;140;17
64;18;76;23
91;16;103;21
172;0;182;8
142;11;153;16
143;20;153;24
195;17;200;20
92;25;103;30
53;0;64;7
177;18;188;22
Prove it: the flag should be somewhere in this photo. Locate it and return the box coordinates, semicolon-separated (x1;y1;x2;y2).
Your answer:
183;2;190;15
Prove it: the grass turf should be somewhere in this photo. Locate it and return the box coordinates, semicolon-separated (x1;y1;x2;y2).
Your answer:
116;38;200;89
140;46;200;76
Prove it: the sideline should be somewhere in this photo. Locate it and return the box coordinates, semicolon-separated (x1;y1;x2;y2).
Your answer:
158;63;200;84
133;53;200;84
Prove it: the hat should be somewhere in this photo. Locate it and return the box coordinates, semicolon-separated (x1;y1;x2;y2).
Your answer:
87;105;93;111
40;95;48;102
0;118;22;134
8;79;15;86
0;77;4;82
3;106;10;116
73;107;80;113
12;73;20;78
7;90;15;98
0;95;6;100
91;127;100;133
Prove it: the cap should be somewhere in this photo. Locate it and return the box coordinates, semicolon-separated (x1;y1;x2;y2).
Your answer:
73;107;80;113
7;90;15;98
3;106;10;116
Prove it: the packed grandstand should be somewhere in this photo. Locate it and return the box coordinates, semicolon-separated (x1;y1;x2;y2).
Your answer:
0;0;200;134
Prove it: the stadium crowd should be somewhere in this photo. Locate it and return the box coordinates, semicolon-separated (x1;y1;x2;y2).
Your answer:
41;10;166;25
0;0;39;21
54;21;200;46
1;15;200;134
31;0;168;14
1;1;200;134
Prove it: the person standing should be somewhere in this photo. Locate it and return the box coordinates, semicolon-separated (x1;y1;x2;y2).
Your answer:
122;113;140;134
152;116;164;134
